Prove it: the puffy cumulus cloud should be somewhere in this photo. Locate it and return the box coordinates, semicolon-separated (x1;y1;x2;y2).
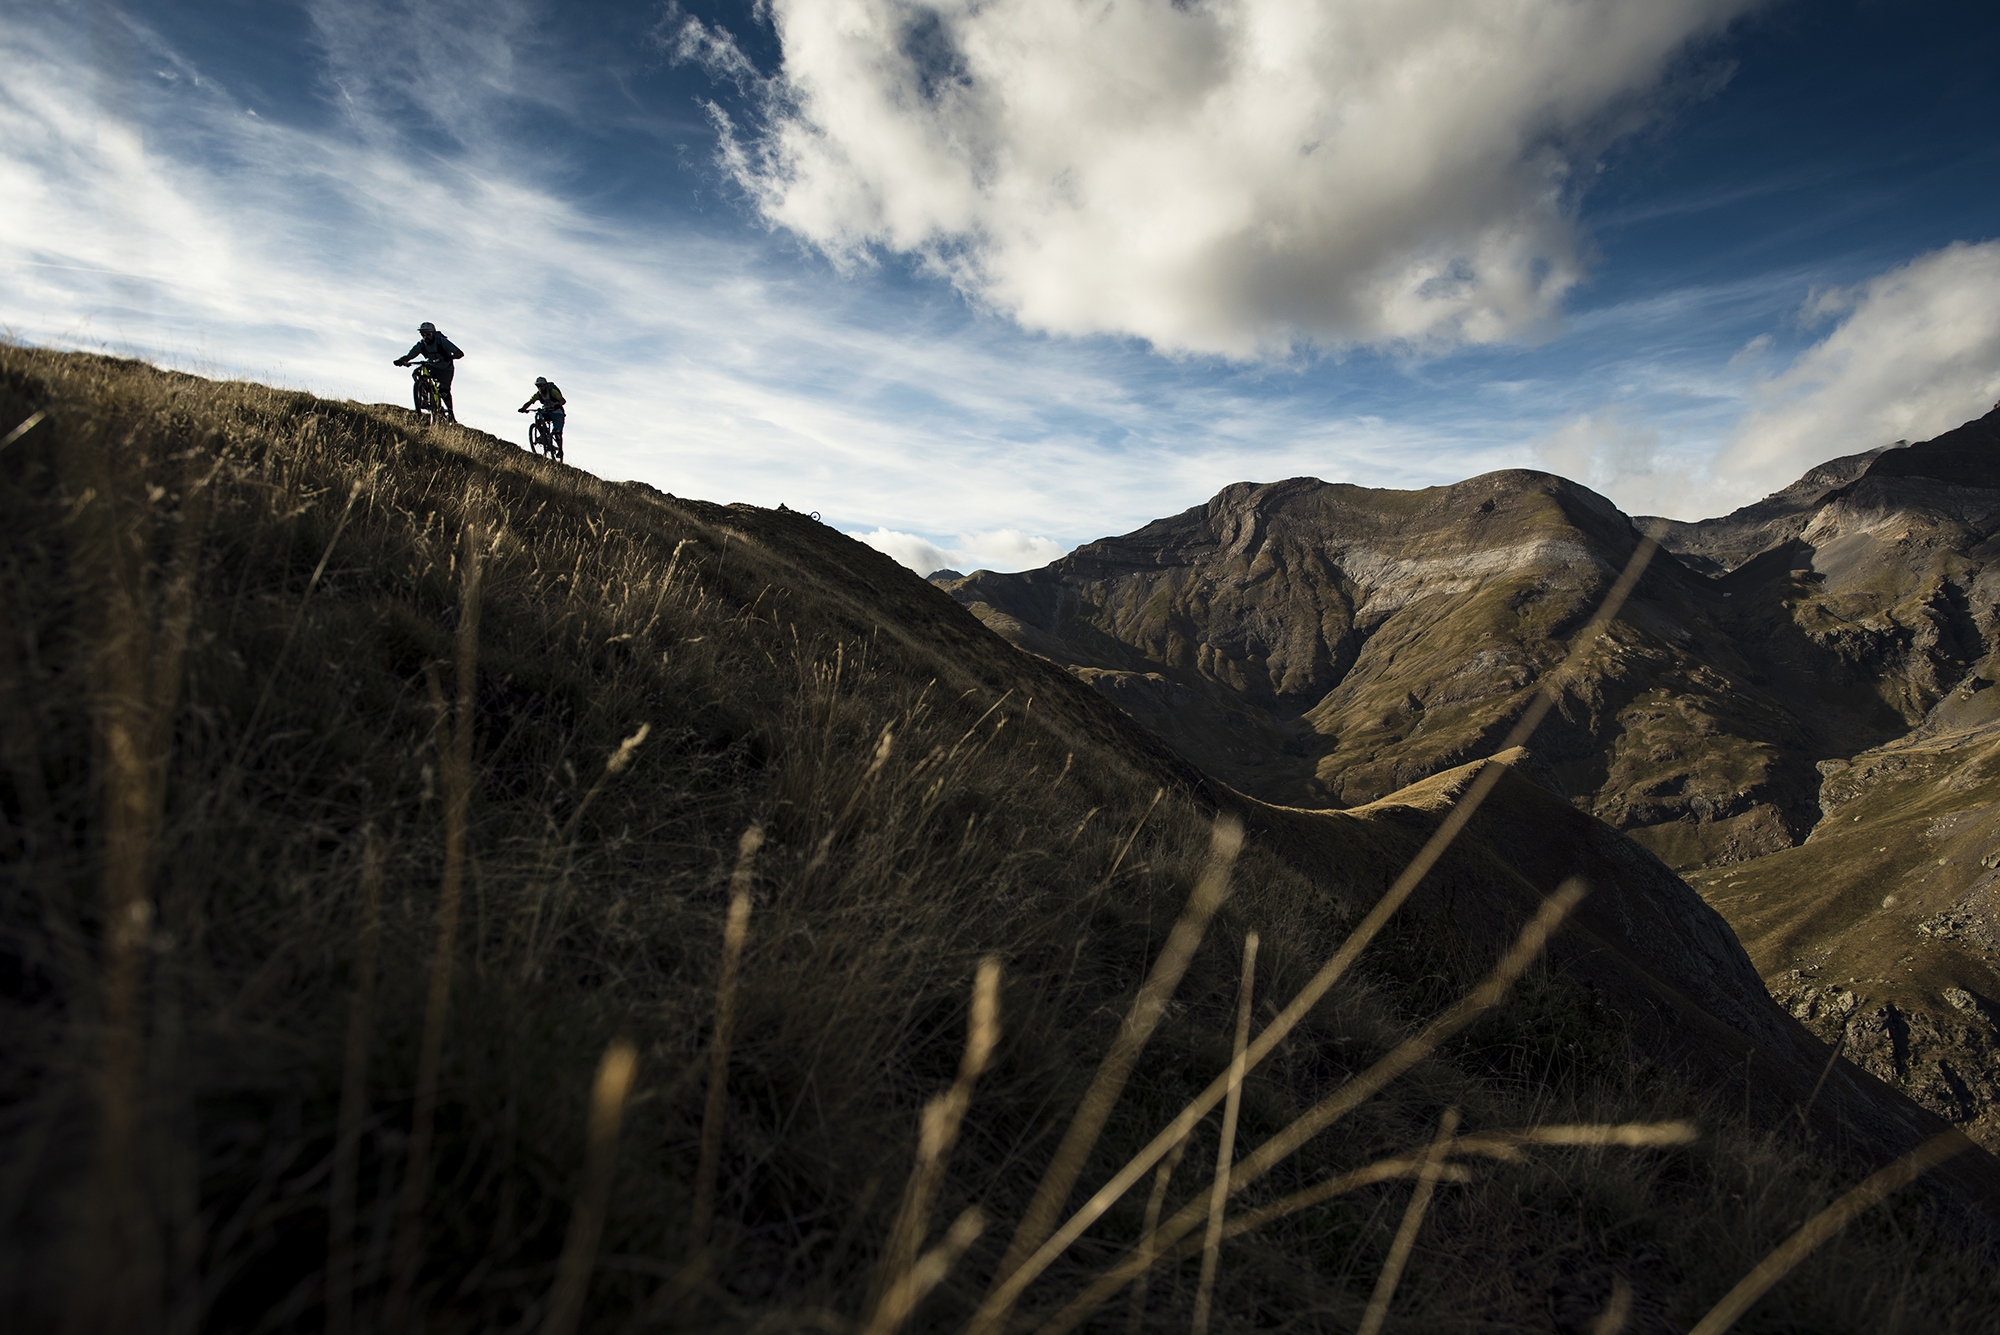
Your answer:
854;527;960;574
719;0;1754;358
853;526;1069;573
961;528;1070;570
1728;241;2000;497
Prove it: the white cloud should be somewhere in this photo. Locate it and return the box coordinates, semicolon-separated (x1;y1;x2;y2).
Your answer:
720;0;1755;358
307;0;550;145
1726;241;2000;498
1529;406;1701;518
963;528;1069;570
1726;331;1771;367
0;10;1214;552
1516;243;2000;521
9;2;1571;560
852;527;960;573
853;526;1069;573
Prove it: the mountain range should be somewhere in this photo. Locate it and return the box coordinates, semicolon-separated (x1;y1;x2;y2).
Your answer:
939;409;2000;1149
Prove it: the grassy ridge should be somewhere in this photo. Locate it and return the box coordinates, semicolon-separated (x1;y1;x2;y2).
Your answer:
1;345;1996;1333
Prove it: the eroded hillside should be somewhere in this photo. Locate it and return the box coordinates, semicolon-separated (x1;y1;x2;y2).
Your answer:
938;470;1826;868
941;409;2000;1153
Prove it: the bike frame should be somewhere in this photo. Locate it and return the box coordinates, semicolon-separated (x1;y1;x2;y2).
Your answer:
528;407;563;461
411;362;448;425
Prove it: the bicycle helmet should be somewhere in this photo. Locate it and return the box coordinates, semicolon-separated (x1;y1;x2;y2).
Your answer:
420;321;437;333
535;376;548;386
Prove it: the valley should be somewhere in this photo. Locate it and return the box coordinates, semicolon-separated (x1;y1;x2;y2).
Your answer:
940;409;2000;1151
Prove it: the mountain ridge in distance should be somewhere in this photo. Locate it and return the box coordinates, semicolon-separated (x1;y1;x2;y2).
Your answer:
940;407;2000;1149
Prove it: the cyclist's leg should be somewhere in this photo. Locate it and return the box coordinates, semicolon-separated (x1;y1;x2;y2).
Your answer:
550;408;565;448
437;363;457;421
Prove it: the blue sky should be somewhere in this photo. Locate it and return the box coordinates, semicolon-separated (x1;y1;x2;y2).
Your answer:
4;0;1998;573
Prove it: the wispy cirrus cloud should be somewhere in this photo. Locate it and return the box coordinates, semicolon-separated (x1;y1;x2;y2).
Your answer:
0;1;1568;569
9;0;1997;577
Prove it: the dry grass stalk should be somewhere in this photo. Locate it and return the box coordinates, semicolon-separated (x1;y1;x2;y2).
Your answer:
555;723;654;846
1356;1108;1461;1335
970;535;1665;1331
862;1207;987;1335
1046;1123;1691;1335
980;815;1244;1323
1191;931;1258;1335
62;421;211;1332
1686;1130;1974;1335
864;959;1002;1335
327;827;387;1335
1795;1027;1847;1132
1224;880;1588;1193
692;823;764;1250
2;406;46;445
831;724;897;830
385;498;485;1327
540;1037;640;1335
1126;1130;1193;1335
523;721;655;977
1592;1277;1633;1335
1448;1122;1699;1159
1099;787;1164;888
1034;1157;1478;1335
1029;880;1588;1335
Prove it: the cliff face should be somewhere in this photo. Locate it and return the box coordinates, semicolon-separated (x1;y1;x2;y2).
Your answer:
942;468;1819;868
942;406;2000;1146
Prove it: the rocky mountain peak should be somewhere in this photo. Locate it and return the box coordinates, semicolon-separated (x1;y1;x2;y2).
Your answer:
944;405;2000;1151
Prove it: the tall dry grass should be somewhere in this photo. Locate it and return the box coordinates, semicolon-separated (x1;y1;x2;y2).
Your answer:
0;344;1995;1335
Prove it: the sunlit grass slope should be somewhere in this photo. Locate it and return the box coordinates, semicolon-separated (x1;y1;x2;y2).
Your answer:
2;344;1997;1334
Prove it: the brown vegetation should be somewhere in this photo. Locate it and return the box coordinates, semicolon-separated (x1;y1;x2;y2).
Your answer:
2;344;1997;1333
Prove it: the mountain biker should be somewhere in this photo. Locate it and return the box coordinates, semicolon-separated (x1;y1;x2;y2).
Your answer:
517;376;566;451
392;321;464;422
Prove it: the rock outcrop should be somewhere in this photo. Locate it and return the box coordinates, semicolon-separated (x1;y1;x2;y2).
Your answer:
944;405;2000;1147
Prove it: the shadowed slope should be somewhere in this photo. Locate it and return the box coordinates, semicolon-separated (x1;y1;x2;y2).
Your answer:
942;407;2000;1151
941;470;1824;866
4;345;1998;1334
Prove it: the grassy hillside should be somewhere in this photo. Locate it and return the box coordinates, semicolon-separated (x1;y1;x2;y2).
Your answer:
2;344;1997;1334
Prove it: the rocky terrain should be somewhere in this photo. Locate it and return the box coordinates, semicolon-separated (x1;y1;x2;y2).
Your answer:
940;408;2000;1149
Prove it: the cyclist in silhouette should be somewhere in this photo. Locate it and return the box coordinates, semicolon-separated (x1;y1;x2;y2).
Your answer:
392;322;464;422
517;375;566;452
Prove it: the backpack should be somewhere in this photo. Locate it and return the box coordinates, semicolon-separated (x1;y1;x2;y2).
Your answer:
541;381;566;407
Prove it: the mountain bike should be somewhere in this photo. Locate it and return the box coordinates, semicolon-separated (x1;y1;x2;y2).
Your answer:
521;406;564;462
410;362;450;427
